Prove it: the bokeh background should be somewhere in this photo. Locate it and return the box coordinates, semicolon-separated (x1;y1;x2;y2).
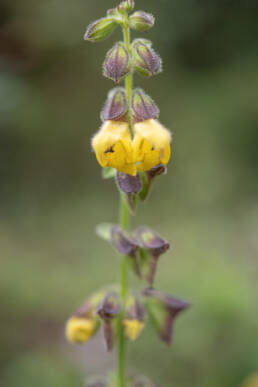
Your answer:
1;0;258;386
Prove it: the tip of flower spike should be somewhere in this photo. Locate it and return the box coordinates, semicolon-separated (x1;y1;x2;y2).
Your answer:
65;317;95;344
123;319;145;341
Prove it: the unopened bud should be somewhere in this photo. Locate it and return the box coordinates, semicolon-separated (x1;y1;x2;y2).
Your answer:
101;88;127;122
103;42;130;83
132;88;159;123
84;18;117;42
116;172;142;214
129;11;155;32
132;39;162;77
118;0;135;13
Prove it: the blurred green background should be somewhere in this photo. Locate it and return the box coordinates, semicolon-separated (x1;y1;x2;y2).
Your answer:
1;0;258;386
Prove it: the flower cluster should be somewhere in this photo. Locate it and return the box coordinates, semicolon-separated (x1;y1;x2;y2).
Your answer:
66;1;190;386
66;287;189;349
92;88;171;176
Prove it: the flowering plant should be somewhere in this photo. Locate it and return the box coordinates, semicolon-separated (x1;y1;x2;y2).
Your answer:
66;1;190;386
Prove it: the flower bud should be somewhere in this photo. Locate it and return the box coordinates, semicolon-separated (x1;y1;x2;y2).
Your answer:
129;11;155;32
116;172;142;195
84;18;117;42
116;172;142;214
132;39;162;77
103;42;130;84
143;288;190;344
101;88;127;122
118;0;135;13
132;88;159;123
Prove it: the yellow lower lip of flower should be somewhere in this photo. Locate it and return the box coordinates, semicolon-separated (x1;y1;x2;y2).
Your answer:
123;319;145;341
92;121;137;176
66;317;95;344
133;119;171;172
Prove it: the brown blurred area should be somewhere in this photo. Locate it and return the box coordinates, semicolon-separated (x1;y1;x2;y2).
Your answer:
0;1;258;386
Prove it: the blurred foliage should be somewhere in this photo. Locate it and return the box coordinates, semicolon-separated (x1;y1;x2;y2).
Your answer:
0;0;258;386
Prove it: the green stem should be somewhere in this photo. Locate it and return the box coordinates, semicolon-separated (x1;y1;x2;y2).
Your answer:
117;16;134;387
118;195;129;387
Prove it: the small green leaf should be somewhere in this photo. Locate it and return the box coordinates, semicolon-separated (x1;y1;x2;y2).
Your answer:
102;167;117;179
95;223;113;241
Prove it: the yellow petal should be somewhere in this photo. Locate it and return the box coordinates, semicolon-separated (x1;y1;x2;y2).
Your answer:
123;319;145;341
65;317;95;344
92;121;136;175
133;119;172;171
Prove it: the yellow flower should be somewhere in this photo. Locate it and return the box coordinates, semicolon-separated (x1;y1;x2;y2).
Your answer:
123;319;145;341
92;121;136;176
65;316;96;344
133;119;171;172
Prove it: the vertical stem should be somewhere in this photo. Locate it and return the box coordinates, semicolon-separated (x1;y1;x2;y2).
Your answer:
118;195;129;387
118;16;134;387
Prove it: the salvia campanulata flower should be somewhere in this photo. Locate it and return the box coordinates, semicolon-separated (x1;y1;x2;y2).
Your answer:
92;121;136;175
92;119;171;175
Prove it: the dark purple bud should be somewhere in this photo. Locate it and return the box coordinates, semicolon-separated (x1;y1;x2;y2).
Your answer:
143;288;190;344
103;42;130;83
117;172;142;214
117;172;142;194
101;88;127;122
132;88;159;123
132;39;162;77
129;11;155;32
84;18;117;42
111;226;138;257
